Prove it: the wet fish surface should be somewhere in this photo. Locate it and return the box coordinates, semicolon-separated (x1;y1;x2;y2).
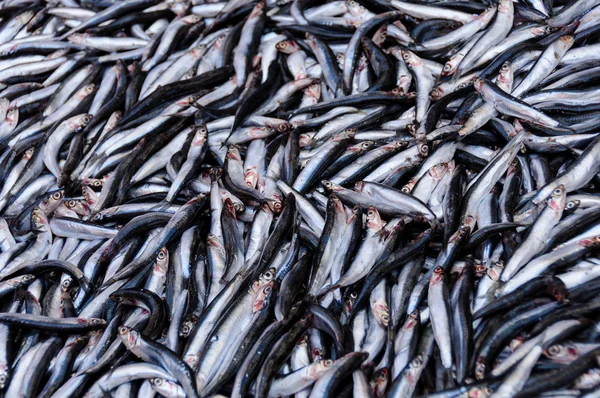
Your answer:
0;0;600;397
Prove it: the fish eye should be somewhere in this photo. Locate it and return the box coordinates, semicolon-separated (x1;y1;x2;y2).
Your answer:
263;271;274;280
264;286;272;294
412;356;422;367
419;144;428;154
118;326;128;334
381;314;389;322
350;292;358;299
553;188;562;195
443;64;451;72
157;250;166;260
325;359;333;366
566;201;575;209
547;345;560;356
93;181;102;187
52;192;62;200
434;266;444;273
152;378;163;386
67;200;77;207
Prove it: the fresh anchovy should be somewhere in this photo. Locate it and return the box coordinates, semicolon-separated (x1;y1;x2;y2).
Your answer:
0;1;597;397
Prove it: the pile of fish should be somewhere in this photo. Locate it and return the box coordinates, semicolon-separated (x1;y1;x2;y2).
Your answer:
2;0;600;396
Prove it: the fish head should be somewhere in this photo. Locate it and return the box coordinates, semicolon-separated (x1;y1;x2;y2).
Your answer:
564;199;580;214
430;266;445;285
336;128;356;140
67;33;86;44
441;57;457;78
64;199;89;216
366;206;384;231
276;122;293;133
402;179;416;193
548;185;567;211
497;0;512;14
253;267;276;291
468;386;493;398
372;368;389;397
183;14;202;24
560;35;575;48
488;261;504;280
310;359;334;379
226;145;242;161
311;347;324;361
154;247;169;275
336;52;345;68
475;358;486;379
179;315;197;338
321;180;339;193
344;290;358;313
192;125;208;146
473;78;485;93
60;275;73;292
390;86;406;96
418;142;429;158
429;163;448;180
372;302;390;327
496;62;514;89
118;326;138;348
42;190;64;211
86;318;106;328
474;264;487;279
5;107;17;125
354;141;374;154
276;40;298;54
83;178;104;190
404;310;420;330
77;84;96;100
184;354;199;369
543;344;579;362
31;206;50;231
407;355;423;383
400;49;421;68
252;281;275;313
0;362;7;389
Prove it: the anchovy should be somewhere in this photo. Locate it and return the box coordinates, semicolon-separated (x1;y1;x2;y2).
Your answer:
0;1;597;397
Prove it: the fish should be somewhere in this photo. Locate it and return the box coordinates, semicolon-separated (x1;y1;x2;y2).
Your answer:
0;0;599;397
